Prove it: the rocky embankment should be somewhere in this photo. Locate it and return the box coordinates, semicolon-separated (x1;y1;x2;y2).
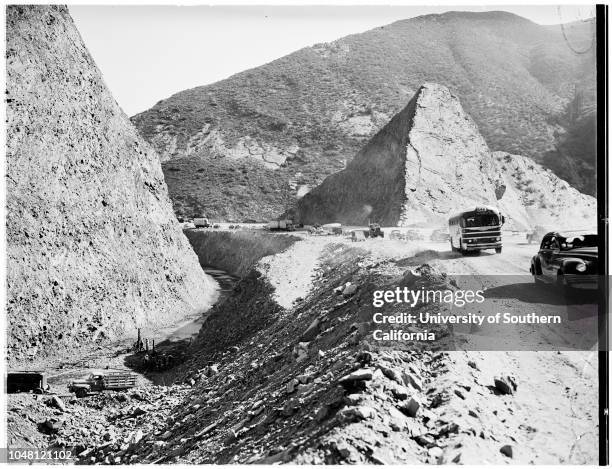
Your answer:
6;5;216;366
294;84;595;230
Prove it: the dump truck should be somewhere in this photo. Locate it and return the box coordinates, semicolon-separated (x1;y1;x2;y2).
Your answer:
193;217;211;228
7;371;50;394
68;372;137;398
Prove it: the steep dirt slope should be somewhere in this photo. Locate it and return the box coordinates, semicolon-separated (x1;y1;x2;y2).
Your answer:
6;5;216;366
132;11;595;220
294;84;595;230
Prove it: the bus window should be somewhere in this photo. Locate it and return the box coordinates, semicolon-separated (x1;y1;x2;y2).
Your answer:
464;214;499;227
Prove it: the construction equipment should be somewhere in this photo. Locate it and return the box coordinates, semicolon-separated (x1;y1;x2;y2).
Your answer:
141;340;188;372
132;328;144;353
68;372;137;398
7;371;50;394
368;223;385;238
194;217;211;228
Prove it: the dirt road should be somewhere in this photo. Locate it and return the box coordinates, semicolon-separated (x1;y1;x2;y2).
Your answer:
411;235;599;464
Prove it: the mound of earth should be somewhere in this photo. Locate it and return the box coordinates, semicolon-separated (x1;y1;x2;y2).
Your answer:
131;11;595;220
6;5;216;366
293;84;595;230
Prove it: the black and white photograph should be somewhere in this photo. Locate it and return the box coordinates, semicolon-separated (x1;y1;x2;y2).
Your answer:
3;2;608;465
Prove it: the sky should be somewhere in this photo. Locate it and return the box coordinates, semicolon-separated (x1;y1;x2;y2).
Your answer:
70;5;596;116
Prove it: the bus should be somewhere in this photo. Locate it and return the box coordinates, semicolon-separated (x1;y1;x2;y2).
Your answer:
448;206;505;255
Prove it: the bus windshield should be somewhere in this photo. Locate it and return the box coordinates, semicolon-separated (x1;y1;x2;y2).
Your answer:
463;213;499;227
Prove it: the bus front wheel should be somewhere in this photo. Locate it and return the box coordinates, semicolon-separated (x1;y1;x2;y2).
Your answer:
459;241;467;255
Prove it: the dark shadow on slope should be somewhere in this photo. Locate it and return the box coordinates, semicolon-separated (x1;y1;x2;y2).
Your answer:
484;282;599;308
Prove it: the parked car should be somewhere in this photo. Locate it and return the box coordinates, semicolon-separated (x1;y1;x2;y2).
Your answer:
530;231;598;289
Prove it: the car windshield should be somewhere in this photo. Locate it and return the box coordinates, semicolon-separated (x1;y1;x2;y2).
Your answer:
463;213;499;227
559;234;598;250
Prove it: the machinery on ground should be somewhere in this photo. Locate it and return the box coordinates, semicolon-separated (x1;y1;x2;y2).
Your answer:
368;223;385;238
7;371;50;394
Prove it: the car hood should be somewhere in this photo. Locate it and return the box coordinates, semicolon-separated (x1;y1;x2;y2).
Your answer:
563;247;598;258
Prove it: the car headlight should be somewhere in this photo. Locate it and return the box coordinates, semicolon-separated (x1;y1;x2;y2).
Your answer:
576;262;587;272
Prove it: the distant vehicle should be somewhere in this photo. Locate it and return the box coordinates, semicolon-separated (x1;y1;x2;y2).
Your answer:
213;224;220;229
352;230;367;242
449;206;504;254
530;232;598;289
7;371;50;394
368;223;384;238
309;226;327;236
404;229;424;241
194;217;211;228
267;219;295;231
390;230;405;240
321;223;343;235
430;228;450;243
68;372;137;398
526;225;548;244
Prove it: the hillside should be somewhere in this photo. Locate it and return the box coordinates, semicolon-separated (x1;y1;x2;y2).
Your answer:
132;11;596;221
293;84;595;230
6;5;216;366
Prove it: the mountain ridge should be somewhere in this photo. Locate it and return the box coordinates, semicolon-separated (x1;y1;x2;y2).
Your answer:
132;10;596;221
